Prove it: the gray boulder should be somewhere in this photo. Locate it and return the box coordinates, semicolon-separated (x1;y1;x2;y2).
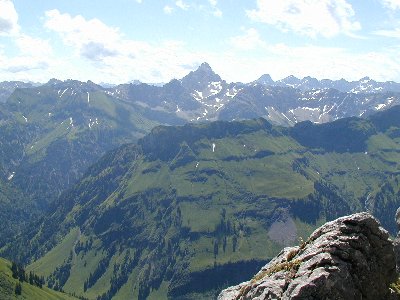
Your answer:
219;212;397;300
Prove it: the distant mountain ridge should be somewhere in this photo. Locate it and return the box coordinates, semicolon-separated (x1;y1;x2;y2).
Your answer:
257;74;400;94
0;81;35;103
3;63;400;126
107;64;400;126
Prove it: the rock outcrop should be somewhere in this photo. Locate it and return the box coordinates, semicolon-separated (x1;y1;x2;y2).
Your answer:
219;212;397;300
394;208;400;273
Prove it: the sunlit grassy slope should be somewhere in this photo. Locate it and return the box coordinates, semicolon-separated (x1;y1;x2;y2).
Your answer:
0;257;77;300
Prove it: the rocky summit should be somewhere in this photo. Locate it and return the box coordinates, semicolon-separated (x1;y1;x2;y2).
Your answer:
219;212;397;300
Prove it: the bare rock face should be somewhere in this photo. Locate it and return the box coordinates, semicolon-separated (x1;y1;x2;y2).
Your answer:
219;212;397;300
394;208;400;273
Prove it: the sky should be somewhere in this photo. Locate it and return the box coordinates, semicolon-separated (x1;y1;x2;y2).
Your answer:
0;0;400;84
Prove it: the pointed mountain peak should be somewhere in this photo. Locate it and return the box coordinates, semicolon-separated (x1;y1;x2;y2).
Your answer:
198;62;212;71
278;75;301;86
256;74;274;85
301;76;319;85
190;62;218;78
190;62;217;74
181;62;222;91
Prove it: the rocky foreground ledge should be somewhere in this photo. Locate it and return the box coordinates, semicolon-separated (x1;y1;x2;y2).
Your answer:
219;212;398;300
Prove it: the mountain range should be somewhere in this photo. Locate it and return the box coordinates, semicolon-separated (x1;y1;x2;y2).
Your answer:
83;63;400;125
255;73;400;94
1;63;399;202
2;63;400;129
1;64;400;299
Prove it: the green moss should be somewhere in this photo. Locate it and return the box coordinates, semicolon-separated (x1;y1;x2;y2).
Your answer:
252;259;301;282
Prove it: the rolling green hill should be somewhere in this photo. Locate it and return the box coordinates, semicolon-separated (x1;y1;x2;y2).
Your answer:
3;106;400;299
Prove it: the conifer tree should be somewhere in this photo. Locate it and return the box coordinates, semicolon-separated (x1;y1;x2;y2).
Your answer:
15;282;22;295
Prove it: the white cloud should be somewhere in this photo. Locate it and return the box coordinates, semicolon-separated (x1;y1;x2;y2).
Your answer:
16;35;53;57
44;10;121;60
135;0;143;3
207;0;222;17
0;2;54;78
0;0;19;36
229;28;266;50
164;5;174;14
168;0;222;17
374;28;400;38
0;35;53;76
382;0;400;9
247;0;361;38
3;5;398;85
215;42;400;84
3;58;49;73
42;10;210;83
175;0;189;10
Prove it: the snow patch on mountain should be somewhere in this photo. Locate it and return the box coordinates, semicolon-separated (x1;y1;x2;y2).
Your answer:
7;172;15;181
281;112;291;122
59;88;68;98
303;107;320;111
215;104;224;111
192;90;204;101
225;87;242;99
208;81;222;96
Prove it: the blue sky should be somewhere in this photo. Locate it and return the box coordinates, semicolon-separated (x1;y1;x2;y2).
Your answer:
0;0;400;84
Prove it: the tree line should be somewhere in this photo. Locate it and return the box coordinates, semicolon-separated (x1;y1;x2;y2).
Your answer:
11;261;45;295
